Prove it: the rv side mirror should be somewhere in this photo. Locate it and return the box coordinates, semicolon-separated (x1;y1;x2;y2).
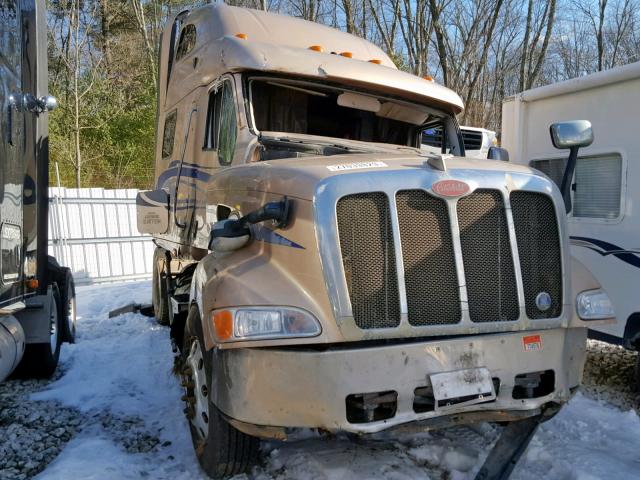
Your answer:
487;146;509;161
550;120;593;149
136;189;170;234
550;120;594;214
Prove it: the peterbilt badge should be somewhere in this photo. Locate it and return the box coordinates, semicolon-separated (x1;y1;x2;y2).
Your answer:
535;292;552;312
431;179;470;197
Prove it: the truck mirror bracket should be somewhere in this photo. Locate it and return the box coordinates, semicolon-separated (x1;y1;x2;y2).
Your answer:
209;197;292;248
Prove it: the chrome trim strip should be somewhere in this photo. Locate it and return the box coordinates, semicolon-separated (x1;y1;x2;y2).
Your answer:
446;198;471;325
502;191;527;318
387;192;409;324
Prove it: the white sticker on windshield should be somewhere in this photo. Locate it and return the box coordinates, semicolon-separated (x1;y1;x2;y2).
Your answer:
327;161;388;172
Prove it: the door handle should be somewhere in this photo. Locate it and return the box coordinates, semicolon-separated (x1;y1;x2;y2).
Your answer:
7;94;18;145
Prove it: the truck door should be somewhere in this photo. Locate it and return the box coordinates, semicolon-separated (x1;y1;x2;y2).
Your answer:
0;0;26;305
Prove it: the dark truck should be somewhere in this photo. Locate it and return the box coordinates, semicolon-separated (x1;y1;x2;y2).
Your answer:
0;0;76;381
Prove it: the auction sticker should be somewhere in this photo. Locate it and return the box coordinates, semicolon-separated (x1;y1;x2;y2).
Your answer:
523;334;542;352
327;161;387;171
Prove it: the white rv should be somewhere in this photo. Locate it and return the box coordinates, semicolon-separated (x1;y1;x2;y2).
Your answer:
502;61;640;360
423;125;496;158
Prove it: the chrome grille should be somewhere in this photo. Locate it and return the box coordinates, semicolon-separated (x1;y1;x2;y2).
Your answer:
396;190;460;325
333;183;563;332
457;189;519;322
510;192;563;319
336;193;401;329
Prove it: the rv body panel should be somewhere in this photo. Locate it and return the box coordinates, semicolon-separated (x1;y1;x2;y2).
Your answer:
502;61;640;347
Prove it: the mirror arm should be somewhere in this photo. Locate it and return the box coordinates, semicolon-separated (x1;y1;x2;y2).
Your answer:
560;146;579;214
211;197;292;240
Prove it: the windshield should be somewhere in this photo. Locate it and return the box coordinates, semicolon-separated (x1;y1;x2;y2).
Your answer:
248;76;457;160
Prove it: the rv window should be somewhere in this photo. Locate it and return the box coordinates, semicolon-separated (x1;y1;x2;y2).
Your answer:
204;82;237;166
175;24;196;61
161;110;177;159
531;153;622;219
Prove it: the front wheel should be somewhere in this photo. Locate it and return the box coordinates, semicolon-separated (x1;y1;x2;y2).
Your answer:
152;247;170;326
15;287;62;378
59;268;76;343
180;306;259;478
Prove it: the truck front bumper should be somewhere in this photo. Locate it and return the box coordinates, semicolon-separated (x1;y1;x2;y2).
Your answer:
210;327;587;435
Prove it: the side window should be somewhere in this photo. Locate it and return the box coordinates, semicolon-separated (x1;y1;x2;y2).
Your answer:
531;153;622;219
161;110;177;159
203;82;237;166
175;24;196;61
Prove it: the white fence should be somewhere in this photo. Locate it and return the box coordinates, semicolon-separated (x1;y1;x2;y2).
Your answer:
48;188;154;285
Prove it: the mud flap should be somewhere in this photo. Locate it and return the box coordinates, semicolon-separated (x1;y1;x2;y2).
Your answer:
474;415;541;480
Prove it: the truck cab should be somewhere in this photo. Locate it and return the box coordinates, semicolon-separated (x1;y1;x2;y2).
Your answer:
137;5;615;478
0;0;75;382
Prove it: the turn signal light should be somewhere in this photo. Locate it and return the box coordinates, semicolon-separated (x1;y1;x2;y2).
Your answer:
368;59;382;64
309;45;323;52
26;279;39;290
213;310;233;341
423;75;434;81
235;33;248;40
340;51;353;58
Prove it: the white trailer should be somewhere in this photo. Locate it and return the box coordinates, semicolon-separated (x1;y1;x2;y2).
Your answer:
502;61;640;355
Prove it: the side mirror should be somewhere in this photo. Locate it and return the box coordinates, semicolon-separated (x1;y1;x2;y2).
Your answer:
23;94;58;114
550;120;593;149
136;189;170;234
209;220;250;252
487;146;509;161
208;197;292;251
38;95;58;112
550;120;594;213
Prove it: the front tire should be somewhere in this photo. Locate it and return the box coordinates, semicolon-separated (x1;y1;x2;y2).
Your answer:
58;268;76;343
152;247;170;326
180;306;259;478
15;287;62;378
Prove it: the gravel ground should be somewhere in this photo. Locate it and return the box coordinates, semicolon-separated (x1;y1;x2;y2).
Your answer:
0;338;637;479
582;339;640;411
0;368;166;479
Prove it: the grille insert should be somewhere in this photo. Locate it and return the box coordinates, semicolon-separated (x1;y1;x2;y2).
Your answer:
396;190;460;325
457;189;519;322
510;192;562;319
461;129;483;150
337;193;401;329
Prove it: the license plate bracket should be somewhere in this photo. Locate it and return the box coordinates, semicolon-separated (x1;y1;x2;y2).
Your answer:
430;367;496;411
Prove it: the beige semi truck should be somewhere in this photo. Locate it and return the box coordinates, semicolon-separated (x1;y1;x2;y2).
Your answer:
136;4;614;478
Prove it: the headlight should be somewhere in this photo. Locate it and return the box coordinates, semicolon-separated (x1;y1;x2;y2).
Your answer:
576;289;614;320
212;307;321;342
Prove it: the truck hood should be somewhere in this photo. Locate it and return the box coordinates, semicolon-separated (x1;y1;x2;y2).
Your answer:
207;153;540;201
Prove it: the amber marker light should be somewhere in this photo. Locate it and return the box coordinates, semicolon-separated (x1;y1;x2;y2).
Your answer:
368;59;382;64
340;51;353;58
235;33;248;39
308;45;323;52
213;310;234;341
423;75;434;81
26;279;39;290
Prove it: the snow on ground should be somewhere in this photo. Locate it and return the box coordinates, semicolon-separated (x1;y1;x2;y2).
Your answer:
28;281;640;480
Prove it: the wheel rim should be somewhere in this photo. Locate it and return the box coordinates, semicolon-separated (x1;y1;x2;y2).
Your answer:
49;298;59;352
68;296;76;337
185;337;209;439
